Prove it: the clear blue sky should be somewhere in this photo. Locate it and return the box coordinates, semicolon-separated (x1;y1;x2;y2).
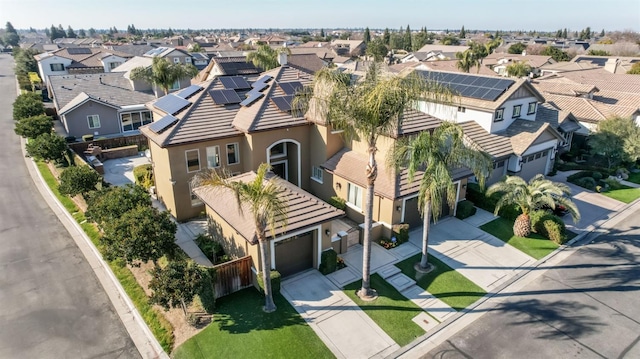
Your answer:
1;0;638;32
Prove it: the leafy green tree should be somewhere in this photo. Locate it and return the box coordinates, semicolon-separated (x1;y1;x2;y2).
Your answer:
389;33;404;50
49;24;64;41
130;56;198;96
383;28;390;45
78;29;86;38
320;28;325;38
460;25;466;38
88;28;96;37
13;92;45;121
627;62;640;74
562;28;568;39
192;163;287;312
541;46;570;62
86;184;151;226
246;44;279;71
4;22;19;46
58;165;101;197
590;116;640;167
101;206;177;266
440;35;460;45
506;61;532;77
456;50;478;73
297;63;454;299
412;28;432;51
66;26;77;38
14;114;52;138
149;260;205;317
190;43;203;53
587;49;610;56
404;25;412;51
508;42;527;54
363;27;371;44
365;37;388;62
391;122;492;270
13;48;39;77
25;133;67;163
5;21;16;34
487;175;580;237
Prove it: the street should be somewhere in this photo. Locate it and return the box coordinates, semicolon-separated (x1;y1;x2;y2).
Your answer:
423;211;640;359
0;54;140;357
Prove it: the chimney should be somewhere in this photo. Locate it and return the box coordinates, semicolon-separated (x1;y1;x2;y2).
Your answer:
604;58;618;73
278;50;288;66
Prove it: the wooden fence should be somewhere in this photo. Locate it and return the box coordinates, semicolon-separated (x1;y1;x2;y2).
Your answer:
212;256;253;299
68;134;148;154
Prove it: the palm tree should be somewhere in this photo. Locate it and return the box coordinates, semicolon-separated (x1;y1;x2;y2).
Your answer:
192;163;287;312
130;57;199;96
246;44;291;71
297;63;454;299
506;61;532;78
391;122;492;271
456;50;478;73
486;174;580;237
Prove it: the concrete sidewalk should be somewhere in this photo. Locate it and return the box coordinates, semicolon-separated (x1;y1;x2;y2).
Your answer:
282;270;399;359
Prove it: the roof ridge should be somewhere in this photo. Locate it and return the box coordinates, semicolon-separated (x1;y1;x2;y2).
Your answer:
160;80;214;147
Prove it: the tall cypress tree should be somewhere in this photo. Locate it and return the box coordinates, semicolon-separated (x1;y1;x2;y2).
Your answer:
383;28;390;45
404;25;412;51
364;27;371;44
460;25;466;38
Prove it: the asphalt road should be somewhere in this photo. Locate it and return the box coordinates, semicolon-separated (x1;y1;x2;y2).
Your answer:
0;54;140;358
424;211;640;359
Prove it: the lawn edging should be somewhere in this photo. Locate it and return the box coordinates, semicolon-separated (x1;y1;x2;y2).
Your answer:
24;138;170;358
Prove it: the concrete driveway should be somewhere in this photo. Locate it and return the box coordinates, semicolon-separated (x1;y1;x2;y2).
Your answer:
102;155;150;186
281;270;399;359
412;217;536;292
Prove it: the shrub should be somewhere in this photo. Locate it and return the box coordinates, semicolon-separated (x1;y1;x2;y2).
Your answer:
12;92;45;121
591;171;603;181
392;223;410;244
575;177;596;190
319;249;338;275
466;182;497;212
256;270;281;295
25;133;68;163
616;167;630;180
328;196;346;210
498;204;522;221
530;210;567;244
604;178;624;190
455;200;476;219
14;114;52;139
133;164;154;189
58;165;101;197
567;170;592;182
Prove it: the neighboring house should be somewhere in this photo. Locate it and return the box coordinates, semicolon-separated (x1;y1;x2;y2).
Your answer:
414;44;470;60
287;53;328;74
35;47;132;85
143;46;193;65
47;72;156;139
483;53;555;76
195;56;260;82
571;55;640;74
412;70;576;184
190;52;210;70
412;60;499;76
330;39;366;57
194;172;344;278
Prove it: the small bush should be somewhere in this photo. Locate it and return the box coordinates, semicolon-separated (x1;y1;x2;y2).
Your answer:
530;210;567;244
194;233;224;263
319;249;338;275
392;223;410;244
328;196;346;210
133;164;154;189
591;171;603;181
58;165;101;197
455;200;476;220
498;204;522;221
567;170;592;182
257;270;281;295
604;178;624;190
466;182;497;212
575;177;596;190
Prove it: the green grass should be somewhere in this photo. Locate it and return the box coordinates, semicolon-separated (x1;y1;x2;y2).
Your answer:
173;288;334;359
480;218;559;259
602;186;640;204
626;172;640;185
395;255;485;311
36;161;175;352
343;274;425;346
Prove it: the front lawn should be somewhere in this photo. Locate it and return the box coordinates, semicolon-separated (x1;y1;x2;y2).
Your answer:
602;186;640;204
480;218;559;260
173;288;333;359
395;255;485;311
344;274;425;346
627;172;640;185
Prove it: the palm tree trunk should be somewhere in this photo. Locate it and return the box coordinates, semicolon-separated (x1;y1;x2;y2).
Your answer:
419;201;432;269
359;146;377;298
258;234;277;313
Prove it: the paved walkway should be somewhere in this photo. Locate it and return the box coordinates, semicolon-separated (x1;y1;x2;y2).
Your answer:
281;270;399;359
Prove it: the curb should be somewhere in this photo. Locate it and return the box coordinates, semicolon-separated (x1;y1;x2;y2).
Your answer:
21;137;169;359
390;195;640;358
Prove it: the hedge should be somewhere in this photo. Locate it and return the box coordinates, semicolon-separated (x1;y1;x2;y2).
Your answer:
319;249;338;275
455;200;476;220
530;210;567;244
256;270;281;295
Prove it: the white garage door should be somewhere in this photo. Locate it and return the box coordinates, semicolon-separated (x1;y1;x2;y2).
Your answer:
519;149;550;181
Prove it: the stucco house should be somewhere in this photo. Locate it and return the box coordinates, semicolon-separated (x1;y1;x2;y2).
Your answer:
35;47;132;85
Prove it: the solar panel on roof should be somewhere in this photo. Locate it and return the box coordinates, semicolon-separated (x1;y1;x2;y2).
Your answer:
240;92;264;107
176;85;203;99
418;70;514;101
67;47;92;55
209;89;242;105
251;81;269;92
279;81;303;95
220;76;251;90
254;75;273;84
153;94;191;115
148;114;178;134
272;95;293;112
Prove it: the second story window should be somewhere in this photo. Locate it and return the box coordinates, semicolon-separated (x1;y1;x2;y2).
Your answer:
527;102;537;115
311;166;323;183
494;108;504;122
185;149;200;173
226;143;239;165
206;146;220;168
457;106;466;113
347;183;363;210
50;63;65;71
512;105;522;118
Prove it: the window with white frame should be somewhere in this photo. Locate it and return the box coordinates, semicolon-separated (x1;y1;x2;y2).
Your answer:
50;63;64;71
512;105;522;118
527;102;537;115
120;110;152;132
311;166;323;183
206;146;220;168
173;57;180;63
493;160;505;169
170;80;180;91
457;106;466;113
189;182;202;206
185;149;200;173
108;62;122;70
185;57;192;63
494;108;504;122
347;183;363;210
87;115;100;129
226;143;239;165
270;143;286;158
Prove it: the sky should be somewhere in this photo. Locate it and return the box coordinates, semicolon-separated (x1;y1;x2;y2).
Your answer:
1;0;638;32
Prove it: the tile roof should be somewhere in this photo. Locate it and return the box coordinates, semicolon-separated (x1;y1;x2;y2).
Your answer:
483;54;554;68
48;73;156;111
505;120;563;155
459;121;513;159
288;54;327;74
553;68;640;93
392;109;442;137
323;149;471;200
194;171;344;242
104;45;157;57
58;92;119;115
415;44;470;54
111;56;153;79
543;93;612;124
38;47;132;67
531;78;598;96
140;66;315;147
535;103;581;133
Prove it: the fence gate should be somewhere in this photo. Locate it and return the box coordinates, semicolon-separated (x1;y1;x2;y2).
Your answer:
212;256;253;299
